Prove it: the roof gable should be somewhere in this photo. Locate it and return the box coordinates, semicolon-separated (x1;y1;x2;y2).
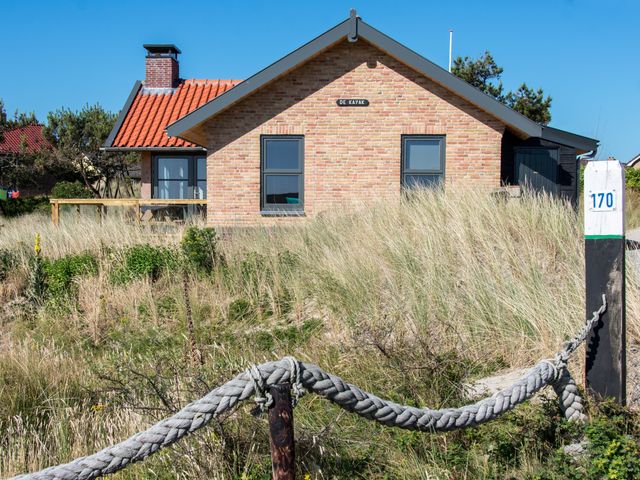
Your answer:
166;12;597;153
626;153;640;167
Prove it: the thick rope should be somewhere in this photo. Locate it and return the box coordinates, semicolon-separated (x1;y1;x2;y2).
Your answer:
10;297;606;480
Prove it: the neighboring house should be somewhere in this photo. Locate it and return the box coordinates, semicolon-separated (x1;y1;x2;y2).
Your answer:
103;11;598;225
0;124;52;196
626;154;640;169
0;124;49;154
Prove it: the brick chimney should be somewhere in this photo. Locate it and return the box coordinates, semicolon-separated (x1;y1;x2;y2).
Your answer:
143;44;181;88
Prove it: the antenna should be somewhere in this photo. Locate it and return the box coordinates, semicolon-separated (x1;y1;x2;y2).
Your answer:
448;29;453;72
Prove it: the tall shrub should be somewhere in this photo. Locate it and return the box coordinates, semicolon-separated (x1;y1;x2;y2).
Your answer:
51;181;93;199
180;226;221;273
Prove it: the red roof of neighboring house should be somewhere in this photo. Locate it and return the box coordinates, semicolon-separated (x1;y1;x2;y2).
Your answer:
0;124;50;154
111;79;241;149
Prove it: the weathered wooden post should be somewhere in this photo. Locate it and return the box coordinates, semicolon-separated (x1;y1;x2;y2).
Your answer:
51;200;60;226
268;383;295;480
584;159;626;404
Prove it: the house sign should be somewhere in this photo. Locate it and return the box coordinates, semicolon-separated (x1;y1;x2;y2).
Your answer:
336;99;369;107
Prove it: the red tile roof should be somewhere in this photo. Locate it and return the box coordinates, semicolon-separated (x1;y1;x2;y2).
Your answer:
112;79;241;148
0;124;50;154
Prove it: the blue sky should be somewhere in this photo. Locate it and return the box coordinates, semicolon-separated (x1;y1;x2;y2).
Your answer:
2;0;638;160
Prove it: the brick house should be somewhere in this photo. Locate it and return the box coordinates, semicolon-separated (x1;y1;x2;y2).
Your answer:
103;11;598;225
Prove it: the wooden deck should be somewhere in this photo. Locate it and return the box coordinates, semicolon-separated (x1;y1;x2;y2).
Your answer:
49;198;207;225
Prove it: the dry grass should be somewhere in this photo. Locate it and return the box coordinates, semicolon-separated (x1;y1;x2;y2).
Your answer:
2;188;638;366
0;210;204;266
1;188;639;478
222;188;639;365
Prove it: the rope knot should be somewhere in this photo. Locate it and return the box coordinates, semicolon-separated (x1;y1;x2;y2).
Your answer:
248;364;273;414
285;356;306;407
555;351;569;369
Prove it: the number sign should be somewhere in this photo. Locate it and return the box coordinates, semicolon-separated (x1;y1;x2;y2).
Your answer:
583;160;625;239
588;191;616;212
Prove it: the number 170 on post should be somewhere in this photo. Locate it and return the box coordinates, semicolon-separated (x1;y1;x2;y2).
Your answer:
588;190;616;211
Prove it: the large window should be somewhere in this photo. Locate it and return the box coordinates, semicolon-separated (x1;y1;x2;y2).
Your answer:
261;136;304;213
401;135;445;188
153;156;206;199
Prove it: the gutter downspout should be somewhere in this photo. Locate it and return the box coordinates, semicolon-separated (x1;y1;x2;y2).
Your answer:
576;147;598;206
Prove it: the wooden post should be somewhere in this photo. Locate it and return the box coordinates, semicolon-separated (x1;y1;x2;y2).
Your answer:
135;202;142;223
51;201;60;226
584;160;626;404
268;383;295;480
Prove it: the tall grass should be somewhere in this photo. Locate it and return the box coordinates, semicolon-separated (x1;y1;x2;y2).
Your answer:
1;188;639;478
222;188;638;364
0;211;202;263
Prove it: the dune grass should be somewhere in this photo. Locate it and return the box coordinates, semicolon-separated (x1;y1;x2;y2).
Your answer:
1;188;638;479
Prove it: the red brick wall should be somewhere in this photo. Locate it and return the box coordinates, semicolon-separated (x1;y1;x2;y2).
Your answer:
202;40;506;225
145;57;179;89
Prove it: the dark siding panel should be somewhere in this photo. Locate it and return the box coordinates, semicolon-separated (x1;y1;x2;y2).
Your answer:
501;130;520;185
558;146;578;204
503;131;579;205
515;147;559;195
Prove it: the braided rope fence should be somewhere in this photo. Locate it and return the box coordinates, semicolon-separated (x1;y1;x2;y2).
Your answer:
10;296;607;480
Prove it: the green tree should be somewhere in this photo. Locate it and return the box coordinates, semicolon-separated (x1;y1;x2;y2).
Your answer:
43;104;137;198
0;136;44;191
0;98;38;142
452;52;552;125
451;51;504;99
504;83;552;125
0;99;44;191
0;99;6;142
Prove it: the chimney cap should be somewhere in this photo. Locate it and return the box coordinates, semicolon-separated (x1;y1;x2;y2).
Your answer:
143;44;181;57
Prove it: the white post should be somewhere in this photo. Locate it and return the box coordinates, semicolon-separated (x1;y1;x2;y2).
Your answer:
448;29;453;73
583;159;626;404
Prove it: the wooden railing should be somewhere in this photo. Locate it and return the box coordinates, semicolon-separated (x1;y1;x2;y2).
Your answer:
49;198;207;225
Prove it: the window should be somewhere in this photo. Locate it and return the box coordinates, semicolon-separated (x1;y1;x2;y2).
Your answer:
196;157;207;199
261;136;304;213
153;156;206;199
401;135;445;188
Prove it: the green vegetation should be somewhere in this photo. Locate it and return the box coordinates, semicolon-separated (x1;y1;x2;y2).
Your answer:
111;244;179;284
0;190;639;478
181;225;222;273
44;252;98;299
0;196;49;217
625;168;640;191
0;249;16;281
50;180;93;199
451;51;552;124
0;98;139;210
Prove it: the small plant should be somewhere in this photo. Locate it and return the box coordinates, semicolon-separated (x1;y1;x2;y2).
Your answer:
111;244;178;284
583;402;640;480
625;168;640;191
227;298;254;322
0;248;16;281
26;233;47;304
239;251;269;293
50;181;93;199
44;252;98;299
180;226;222;273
